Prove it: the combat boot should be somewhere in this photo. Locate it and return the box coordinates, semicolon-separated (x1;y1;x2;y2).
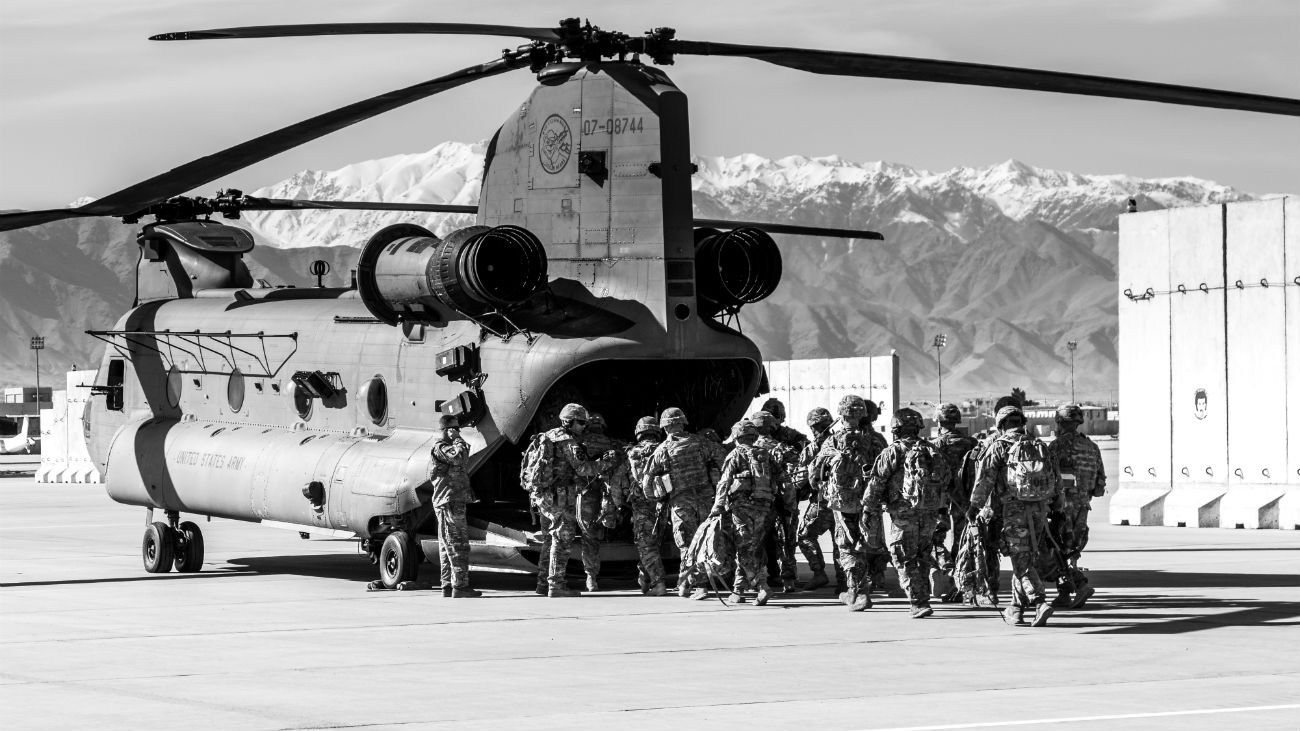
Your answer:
441;585;453;597
806;572;829;590
848;591;871;612
1031;602;1054;627
677;582;691;598
689;588;709;601
648;581;667;597
585;574;600;592
451;586;483;598
756;585;771;606
535;578;548;596
910;604;934;619
1070;585;1095;609
1003;606;1026;625
782;579;797;594
548;586;581;598
726;592;746;605
1051;591;1073;608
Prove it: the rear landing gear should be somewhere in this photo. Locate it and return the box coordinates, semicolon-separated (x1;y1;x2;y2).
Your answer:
141;512;204;574
368;531;421;591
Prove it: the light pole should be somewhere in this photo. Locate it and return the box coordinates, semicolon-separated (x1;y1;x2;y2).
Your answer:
933;333;947;402
1067;340;1078;403
30;336;44;408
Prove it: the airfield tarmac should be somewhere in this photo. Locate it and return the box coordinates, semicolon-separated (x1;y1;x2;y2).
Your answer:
1;444;1297;731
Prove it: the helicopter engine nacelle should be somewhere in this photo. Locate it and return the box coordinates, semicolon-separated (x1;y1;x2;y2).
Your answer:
356;222;547;324
693;227;782;318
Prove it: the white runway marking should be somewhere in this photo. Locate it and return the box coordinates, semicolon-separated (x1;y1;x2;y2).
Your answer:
858;704;1300;731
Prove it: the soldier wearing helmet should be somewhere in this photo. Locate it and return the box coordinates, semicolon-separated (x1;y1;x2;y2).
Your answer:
710;419;782;605
795;406;845;591
748;410;800;592
809;394;886;611
969;405;1064;626
644;406;726;599
859;399;891;595
577;412;624;593
762;397;811;453
428;414;481;597
929;403;979;602
605;416;669;595
863;408;950;618
1046;403;1105;609
531;403;618;597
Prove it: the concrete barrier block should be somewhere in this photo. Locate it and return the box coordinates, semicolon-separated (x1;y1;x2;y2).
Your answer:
1219;484;1287;529
1109;484;1170;526
1277;486;1300;530
1161;484;1227;527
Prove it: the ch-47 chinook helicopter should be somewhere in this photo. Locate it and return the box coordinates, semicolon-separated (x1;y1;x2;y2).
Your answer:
2;19;1296;588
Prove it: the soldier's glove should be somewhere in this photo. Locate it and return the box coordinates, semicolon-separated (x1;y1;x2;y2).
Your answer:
1091;485;1106;498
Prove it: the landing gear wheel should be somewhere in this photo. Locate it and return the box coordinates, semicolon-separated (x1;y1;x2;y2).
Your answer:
174;520;205;573
378;531;416;590
142;521;175;573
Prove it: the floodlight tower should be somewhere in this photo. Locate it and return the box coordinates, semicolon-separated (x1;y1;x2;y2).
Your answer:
30;336;44;408
933;333;948;402
1067;340;1078;403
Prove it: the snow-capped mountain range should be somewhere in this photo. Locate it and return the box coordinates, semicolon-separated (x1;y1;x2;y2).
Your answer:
1;142;1263;402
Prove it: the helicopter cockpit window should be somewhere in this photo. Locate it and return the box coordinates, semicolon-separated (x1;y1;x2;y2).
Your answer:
292;381;313;421
227;369;245;413
360;375;388;426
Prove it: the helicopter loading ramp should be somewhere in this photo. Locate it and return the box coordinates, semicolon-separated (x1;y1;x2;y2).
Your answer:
1113;197;1299;529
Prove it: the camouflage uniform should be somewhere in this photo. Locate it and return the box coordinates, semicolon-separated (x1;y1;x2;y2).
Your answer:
610;432;667;591
645;420;723;590
863;421;947;613
796;422;842;587
953;429;1005;602
1048;422;1106;600
713;440;781;594
931;425;978;567
578;424;624;586
752;421;800;589
534;426;606;592
814;402;883;609
859;426;891;591
970;421;1063;614
429;433;474;589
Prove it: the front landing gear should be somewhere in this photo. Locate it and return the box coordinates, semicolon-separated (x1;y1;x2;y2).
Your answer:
141;511;204;574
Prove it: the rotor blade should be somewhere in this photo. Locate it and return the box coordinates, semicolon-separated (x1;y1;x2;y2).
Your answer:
0;208;102;232
670;40;1300;116
243;198;478;214
150;22;560;43
696;218;884;240
76;55;524;222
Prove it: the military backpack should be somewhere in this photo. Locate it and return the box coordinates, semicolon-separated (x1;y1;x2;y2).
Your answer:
1001;435;1055;502
901;440;951;511
519;432;557;495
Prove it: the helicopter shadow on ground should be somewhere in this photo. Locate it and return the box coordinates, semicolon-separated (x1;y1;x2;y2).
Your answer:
1043;567;1300;635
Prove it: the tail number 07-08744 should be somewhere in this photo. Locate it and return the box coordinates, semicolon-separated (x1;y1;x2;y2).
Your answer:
582;117;644;136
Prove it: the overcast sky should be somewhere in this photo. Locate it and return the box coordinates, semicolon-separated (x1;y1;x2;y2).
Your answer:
2;0;1296;209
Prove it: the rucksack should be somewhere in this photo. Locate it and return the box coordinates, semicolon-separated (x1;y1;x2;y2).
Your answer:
1002;435;1055;502
901;440;951;511
519;432;556;495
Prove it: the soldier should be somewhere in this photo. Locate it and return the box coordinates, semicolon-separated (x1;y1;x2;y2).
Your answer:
813;395;882;611
954;394;1022;605
644;407;725;599
762;397;811;453
795;407;842;591
1047;403;1106;608
864;408;952;618
711;419;781;606
577;412;623;592
429;415;482;597
524;403;616;598
608;416;669;596
969;405;1064;626
750;410;800;593
860;399;892;594
931;403;979;594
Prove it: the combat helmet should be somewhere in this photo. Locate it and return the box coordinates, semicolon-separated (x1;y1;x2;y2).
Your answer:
1056;403;1084;424
995;405;1025;429
837;394;868;420
806;407;833;430
559;403;589;426
587;412;607;433
748;410;776;434
730;419;759;441
634;416;663;440
935;403;962;424
891;408;925;434
761;398;787;423
659;407;688;428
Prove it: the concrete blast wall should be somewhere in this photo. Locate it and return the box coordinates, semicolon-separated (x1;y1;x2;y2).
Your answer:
36;369;101;484
750;354;900;439
1112;197;1298;529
